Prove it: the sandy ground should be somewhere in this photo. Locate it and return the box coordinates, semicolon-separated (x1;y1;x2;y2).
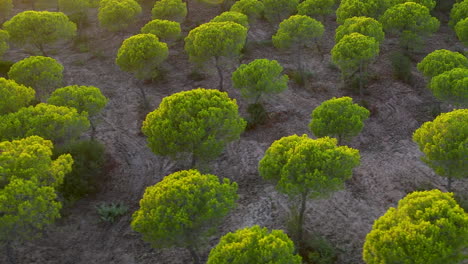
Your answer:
2;1;467;264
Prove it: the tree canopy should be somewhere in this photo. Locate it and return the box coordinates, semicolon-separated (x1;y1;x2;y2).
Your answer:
297;0;335;19
47;85;108;117
0;136;73;247
0;0;12;23
207;225;302;264
3;11;76;55
231;58;288;104
58;0;89;25
259;135;360;245
309;97;370;144
363;189;468;264
336;0;387;24
0;30;8;58
335;16;385;43
98;0;142;32
417;49;468;78
8;56;64;101
185;22;247;90
428;67;468;107
412;109;468;190
116;34;169;80
230;0;264;20
131;169;238;264
449;0;468;27
151;0;187;22
0;103;90;144
263;0;299;24
0;77;35;115
211;11;249;29
455;17;468;45
141;88;246;166
140;19;181;42
380;2;440;50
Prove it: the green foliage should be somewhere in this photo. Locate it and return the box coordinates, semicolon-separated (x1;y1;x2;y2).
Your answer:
140;19;181;42
309;96;370;144
428;68;468;107
303;235;338;264
416;49;468;78
131;169;238;251
449;0;468;27
47;85;108;117
263;0;299;24
0;136;73;189
96;202;128;223
246;103;268;127
98;0;142;32
0;136;73;243
455;17;468;45
8;56;64;101
335;16;384;43
259;134;360;199
380;2;440;51
151;0;187;22
58;0;89;25
230;0;264;20
54;140;105;202
232;58;288;103
0;30;9;58
211;11;249;29
0;77;35;114
3;11;76;55
387;0;436;10
185;21;247;63
391;51;413;83
0;103;90;144
363;190;468;264
336;0;388;24
142;88;246;165
273;15;324;50
0;0;12;23
207;225;302;264
412;109;468;182
116;34;168;81
297;0;335;18
331;32;379;78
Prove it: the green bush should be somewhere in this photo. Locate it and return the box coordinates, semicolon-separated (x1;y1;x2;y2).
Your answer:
247;103;267;128
96;202;128;223
54;140;105;203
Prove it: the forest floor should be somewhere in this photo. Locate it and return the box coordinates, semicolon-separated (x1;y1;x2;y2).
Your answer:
2;2;468;264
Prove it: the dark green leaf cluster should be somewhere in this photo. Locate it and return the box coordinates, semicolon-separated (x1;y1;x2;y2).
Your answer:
450;0;468;27
297;0;335;18
0;30;8;57
363;190;468;263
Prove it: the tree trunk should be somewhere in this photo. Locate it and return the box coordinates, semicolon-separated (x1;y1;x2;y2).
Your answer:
215;56;224;91
297;191;308;250
296;47;304;86
188;247;200;264
191;154;197;169
337;134;342;145
138;85;150;110
315;40;324;61
359;61;363;98
5;241;16;264
447;177;453;192
185;0;190;20
90;119;96;140
38;43;47;56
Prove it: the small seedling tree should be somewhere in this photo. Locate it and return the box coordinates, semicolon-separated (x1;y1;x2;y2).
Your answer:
412;109;468;191
259;135;360;248
142;88;246;167
8;56;64;101
0;77;35;114
131;169;238;264
363;190;468;263
3;11;76;55
331;32;379;96
309;97;370;145
207;225;302;264
185;22;247;91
